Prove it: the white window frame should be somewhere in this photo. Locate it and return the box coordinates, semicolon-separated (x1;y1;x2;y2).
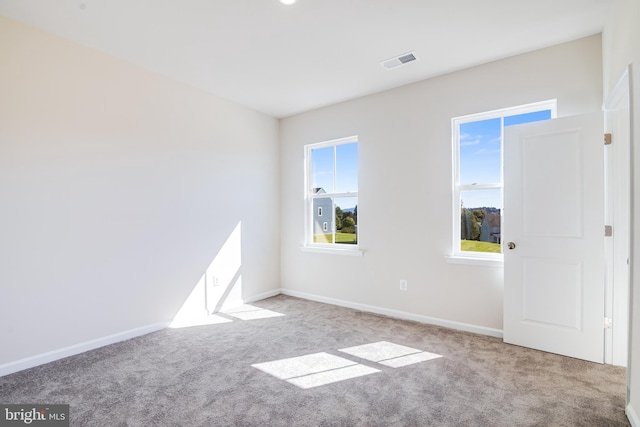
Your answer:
303;135;362;256
448;100;557;266
318;207;323;217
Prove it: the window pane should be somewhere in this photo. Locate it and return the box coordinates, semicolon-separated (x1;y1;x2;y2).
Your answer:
335;196;357;245
336;142;358;193
313;197;334;243
459;118;501;185
504;110;551;127
311;146;334;193
460;189;501;253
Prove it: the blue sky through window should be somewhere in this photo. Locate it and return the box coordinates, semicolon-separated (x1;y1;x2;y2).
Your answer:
336;143;358;194
311;146;334;192
459;117;501;186
504;110;551;127
311;142;358;210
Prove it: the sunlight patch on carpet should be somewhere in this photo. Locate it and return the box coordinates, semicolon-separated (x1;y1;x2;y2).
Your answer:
339;341;442;367
222;304;285;320
252;352;379;389
169;314;232;329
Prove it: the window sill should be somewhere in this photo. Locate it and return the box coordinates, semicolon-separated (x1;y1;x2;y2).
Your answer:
445;255;503;268
301;246;364;256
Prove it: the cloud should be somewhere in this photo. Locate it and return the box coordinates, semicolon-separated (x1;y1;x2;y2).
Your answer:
460;139;480;147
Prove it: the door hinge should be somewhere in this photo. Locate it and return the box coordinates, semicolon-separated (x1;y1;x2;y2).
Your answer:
605;225;613;237
604;133;612;145
605;317;613;329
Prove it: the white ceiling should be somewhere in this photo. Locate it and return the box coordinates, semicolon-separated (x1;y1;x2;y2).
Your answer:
0;0;611;118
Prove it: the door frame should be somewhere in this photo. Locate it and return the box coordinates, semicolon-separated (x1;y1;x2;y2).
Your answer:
604;66;632;367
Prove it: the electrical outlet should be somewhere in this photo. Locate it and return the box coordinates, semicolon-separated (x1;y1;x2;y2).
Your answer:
213;276;220;286
399;280;408;291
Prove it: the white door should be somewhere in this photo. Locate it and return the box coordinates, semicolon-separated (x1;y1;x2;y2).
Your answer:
503;112;604;363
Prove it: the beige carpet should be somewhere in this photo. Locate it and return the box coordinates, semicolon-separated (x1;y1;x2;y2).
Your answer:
0;295;629;426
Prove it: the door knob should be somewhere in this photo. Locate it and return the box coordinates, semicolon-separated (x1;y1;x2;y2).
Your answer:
507;242;516;250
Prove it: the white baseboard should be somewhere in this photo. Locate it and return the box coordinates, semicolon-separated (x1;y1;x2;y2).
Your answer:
627;403;640;427
279;288;503;338
214;289;283;312
0;322;169;378
243;288;282;304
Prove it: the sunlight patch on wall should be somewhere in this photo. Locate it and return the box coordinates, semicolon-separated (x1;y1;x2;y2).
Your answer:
222;304;285;321
205;221;243;313
252;352;380;389
170;273;212;329
339;341;442;368
170;222;243;329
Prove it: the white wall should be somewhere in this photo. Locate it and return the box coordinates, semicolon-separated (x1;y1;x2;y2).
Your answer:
602;0;640;422
280;35;603;332
0;16;280;367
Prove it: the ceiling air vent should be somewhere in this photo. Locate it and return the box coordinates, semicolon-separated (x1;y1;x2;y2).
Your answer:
381;51;418;70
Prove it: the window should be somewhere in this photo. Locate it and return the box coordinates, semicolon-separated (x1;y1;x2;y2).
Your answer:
305;136;358;247
451;100;556;260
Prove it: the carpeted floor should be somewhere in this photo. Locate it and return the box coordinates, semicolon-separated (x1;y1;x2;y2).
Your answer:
0;295;629;426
